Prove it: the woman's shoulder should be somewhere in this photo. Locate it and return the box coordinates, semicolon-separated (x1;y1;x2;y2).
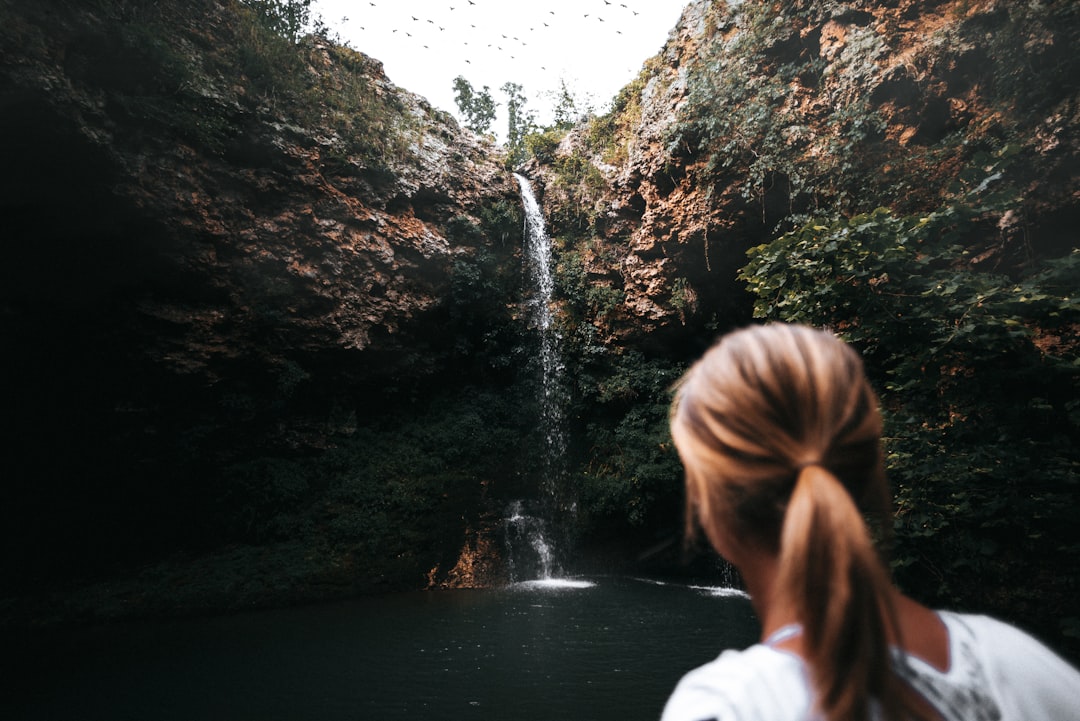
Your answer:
661;644;813;721
932;610;1080;721
937;609;1075;668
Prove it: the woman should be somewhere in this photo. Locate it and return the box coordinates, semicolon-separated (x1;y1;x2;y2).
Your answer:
663;323;1080;721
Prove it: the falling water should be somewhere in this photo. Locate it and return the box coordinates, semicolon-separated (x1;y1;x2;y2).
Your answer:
506;173;568;580
515;173;567;487
503;500;556;581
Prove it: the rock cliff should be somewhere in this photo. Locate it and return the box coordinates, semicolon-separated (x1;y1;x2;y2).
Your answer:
525;0;1079;658
1;0;521;605
532;0;1079;345
3;0;1077;633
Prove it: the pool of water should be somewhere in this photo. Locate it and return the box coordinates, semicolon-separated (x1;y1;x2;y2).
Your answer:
2;576;759;721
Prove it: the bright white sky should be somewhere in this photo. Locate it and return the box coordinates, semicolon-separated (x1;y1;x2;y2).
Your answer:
311;0;688;136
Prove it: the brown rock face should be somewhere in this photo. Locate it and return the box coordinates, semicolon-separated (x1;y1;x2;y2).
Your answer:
532;0;1080;346
1;0;520;588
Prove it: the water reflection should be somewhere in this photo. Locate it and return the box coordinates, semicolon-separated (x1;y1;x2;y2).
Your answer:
511;578;597;590
4;576;758;721
688;584;751;599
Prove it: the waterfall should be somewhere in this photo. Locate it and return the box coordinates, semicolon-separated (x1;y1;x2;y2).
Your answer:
503;500;556;581
505;174;568;581
515;173;567;488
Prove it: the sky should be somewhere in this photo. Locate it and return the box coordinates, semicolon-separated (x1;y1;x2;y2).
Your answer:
311;0;689;135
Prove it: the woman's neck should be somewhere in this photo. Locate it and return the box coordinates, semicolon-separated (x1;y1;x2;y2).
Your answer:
729;548;800;642
736;550;947;670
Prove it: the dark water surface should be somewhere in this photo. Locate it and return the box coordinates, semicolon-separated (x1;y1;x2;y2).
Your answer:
4;576;759;721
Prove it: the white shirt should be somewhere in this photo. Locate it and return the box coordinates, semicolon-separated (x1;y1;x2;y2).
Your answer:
661;611;1080;721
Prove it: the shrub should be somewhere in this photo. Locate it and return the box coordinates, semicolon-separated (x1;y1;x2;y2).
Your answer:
524;128;565;165
740;165;1079;632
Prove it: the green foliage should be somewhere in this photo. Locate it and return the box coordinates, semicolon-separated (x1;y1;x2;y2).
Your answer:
943;2;1080;122
548;239;687;534
516;62;650;239
449;245;525;371
233;11;309;99
557;241;626;330
524;128;565;165
667;1;1079;221
477;198;523;247
555;250;589;304
239;0;313;43
547;153;608;237
670;277;694;321
318;387;529;559
583;59;651;165
215;385;532;574
73;0;415;167
740;168;1080;620
670;2;840;210
584;284;625;322
547;78;589;130
220;457;312;540
576;352;685;529
501;81;537;167
554;247;625;326
262;38;415;169
452;75;496;134
440;202;527;380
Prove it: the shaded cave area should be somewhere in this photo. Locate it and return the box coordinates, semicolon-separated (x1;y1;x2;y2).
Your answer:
4;143;210;592
0;97;521;604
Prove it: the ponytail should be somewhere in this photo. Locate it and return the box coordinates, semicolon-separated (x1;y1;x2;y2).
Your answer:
671;324;931;721
779;464;904;721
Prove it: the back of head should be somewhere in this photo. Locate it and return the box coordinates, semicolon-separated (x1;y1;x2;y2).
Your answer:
671;323;911;721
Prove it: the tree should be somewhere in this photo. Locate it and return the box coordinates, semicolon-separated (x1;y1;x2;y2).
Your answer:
501;81;536;166
452;76;496;135
548;78;590;131
241;0;313;43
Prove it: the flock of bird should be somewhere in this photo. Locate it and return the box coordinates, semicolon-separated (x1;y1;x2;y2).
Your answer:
340;0;652;68
315;0;682;119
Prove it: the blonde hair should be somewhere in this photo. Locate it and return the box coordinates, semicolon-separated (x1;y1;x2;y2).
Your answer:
670;323;914;721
